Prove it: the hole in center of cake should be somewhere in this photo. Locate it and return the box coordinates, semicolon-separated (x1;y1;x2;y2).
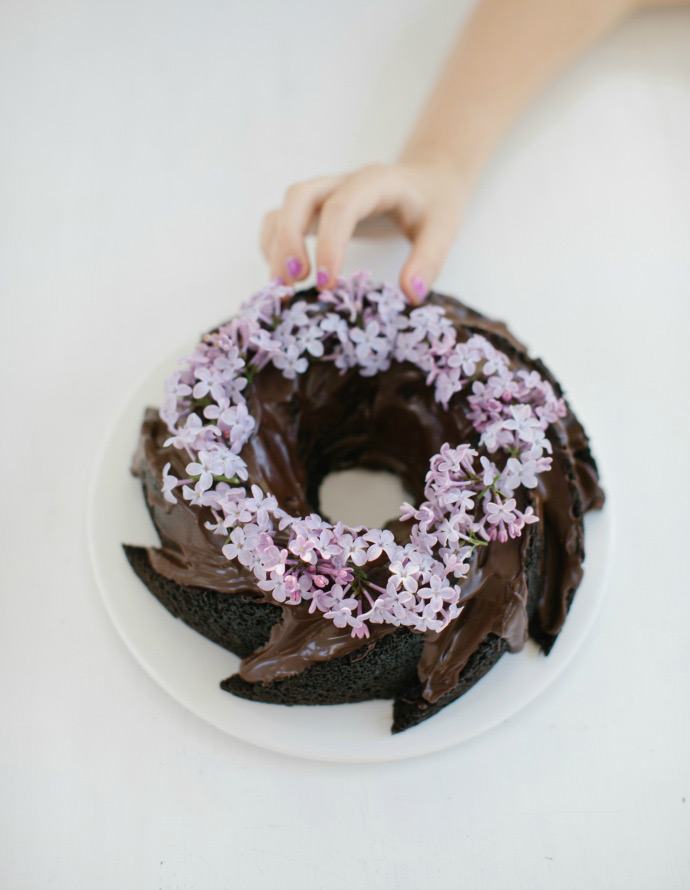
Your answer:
318;467;410;529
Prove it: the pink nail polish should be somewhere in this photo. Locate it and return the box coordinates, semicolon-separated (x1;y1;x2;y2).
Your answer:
317;267;329;288
286;256;302;279
411;275;427;301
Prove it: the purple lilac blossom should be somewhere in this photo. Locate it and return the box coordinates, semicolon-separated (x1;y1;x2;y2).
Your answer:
158;273;566;637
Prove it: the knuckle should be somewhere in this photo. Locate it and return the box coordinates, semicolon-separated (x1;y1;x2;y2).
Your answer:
284;182;306;204
321;192;351;219
361;162;387;178
261;208;278;230
359;162;395;189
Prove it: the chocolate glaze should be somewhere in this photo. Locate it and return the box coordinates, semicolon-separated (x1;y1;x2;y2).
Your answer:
132;291;604;704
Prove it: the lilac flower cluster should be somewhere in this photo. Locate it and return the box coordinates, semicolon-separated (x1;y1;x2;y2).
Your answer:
159;272;566;638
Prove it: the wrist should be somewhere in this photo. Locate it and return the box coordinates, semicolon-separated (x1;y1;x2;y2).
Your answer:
399;137;488;188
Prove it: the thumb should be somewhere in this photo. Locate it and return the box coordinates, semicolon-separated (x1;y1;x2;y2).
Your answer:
400;214;457;305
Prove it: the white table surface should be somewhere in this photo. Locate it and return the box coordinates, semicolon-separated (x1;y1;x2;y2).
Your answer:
2;2;689;888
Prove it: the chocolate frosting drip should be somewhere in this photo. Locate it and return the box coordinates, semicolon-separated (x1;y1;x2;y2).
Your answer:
132;291;604;704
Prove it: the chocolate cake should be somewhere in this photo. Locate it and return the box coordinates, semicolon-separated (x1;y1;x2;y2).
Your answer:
124;283;604;733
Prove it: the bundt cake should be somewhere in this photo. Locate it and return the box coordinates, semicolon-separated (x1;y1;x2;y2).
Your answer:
123;273;604;733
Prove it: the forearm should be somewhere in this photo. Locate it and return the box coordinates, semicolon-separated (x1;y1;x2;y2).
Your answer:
401;0;644;179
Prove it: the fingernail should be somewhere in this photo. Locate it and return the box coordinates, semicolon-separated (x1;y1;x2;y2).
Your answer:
285;256;302;279
317;267;329;288
411;274;427;301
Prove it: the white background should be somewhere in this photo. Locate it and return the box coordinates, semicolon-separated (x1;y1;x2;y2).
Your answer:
1;1;689;888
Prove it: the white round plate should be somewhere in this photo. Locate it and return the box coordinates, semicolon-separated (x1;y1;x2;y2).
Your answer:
89;345;611;763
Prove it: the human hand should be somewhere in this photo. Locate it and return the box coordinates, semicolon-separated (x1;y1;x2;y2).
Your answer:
260;161;466;304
